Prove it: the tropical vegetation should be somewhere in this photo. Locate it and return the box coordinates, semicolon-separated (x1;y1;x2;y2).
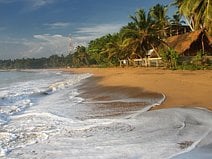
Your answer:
0;0;211;70
173;0;212;35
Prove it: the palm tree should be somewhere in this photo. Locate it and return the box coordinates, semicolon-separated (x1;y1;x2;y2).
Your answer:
70;46;89;66
170;13;185;25
149;4;169;37
173;0;211;35
169;13;186;35
173;0;195;31
99;33;126;65
121;9;164;58
76;46;89;65
193;0;212;35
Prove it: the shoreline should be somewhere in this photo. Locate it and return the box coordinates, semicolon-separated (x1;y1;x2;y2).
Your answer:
1;68;211;158
61;67;212;110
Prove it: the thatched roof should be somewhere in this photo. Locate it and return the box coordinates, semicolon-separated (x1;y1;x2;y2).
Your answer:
166;30;211;54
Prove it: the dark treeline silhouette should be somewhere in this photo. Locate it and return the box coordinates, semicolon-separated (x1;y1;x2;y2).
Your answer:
0;54;71;69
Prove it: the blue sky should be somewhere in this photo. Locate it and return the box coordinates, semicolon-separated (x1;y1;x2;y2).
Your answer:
0;0;174;59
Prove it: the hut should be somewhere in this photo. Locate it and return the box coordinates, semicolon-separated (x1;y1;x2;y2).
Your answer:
132;49;162;67
165;29;212;56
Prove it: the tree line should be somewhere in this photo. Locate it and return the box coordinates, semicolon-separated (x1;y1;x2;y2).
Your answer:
0;0;211;69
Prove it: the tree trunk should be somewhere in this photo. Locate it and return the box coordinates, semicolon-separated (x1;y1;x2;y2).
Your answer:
201;33;205;54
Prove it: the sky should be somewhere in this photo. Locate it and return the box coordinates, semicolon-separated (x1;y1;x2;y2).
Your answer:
0;0;175;60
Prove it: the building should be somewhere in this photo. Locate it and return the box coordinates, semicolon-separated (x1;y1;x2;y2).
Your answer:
165;29;212;56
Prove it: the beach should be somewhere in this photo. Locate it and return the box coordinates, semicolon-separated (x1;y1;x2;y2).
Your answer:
63;67;212;110
0;69;212;158
62;67;212;158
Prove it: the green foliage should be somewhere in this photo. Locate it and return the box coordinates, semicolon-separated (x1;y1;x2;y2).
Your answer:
87;34;115;65
149;4;169;37
191;51;203;66
173;0;212;35
1;1;210;69
160;48;179;69
176;51;212;70
0;55;66;69
121;7;168;59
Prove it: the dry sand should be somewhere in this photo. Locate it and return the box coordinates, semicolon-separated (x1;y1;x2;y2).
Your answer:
62;67;212;110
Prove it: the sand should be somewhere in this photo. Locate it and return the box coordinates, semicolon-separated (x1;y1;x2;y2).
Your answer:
62;67;212;110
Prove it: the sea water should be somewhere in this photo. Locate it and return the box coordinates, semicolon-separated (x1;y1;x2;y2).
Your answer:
0;70;211;159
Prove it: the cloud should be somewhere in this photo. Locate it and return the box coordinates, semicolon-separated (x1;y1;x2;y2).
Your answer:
25;34;72;57
70;23;123;48
0;0;15;3
0;0;59;11
28;0;57;10
0;34;72;59
44;22;70;29
76;23;123;36
70;35;96;48
0;0;56;6
0;23;124;59
0;26;6;31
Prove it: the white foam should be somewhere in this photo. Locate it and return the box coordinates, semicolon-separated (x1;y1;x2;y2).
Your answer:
1;71;212;159
126;93;166;119
0;72;93;157
4;107;212;159
46;73;91;93
0;113;9;125
0;111;74;156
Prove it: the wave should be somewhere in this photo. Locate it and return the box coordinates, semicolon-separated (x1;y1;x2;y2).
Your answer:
0;72;91;116
0;111;77;156
0;72;92;157
2;105;212;159
1;71;212;159
43;73;91;95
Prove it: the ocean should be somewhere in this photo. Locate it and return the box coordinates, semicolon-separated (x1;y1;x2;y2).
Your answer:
0;70;212;159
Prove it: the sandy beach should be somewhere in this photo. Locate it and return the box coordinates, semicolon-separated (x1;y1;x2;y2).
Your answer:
62;67;212;110
1;69;212;159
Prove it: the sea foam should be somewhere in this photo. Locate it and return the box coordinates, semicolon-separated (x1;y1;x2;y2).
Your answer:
1;71;212;159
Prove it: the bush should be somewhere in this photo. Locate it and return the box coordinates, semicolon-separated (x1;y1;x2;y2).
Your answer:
191;51;203;66
160;48;179;69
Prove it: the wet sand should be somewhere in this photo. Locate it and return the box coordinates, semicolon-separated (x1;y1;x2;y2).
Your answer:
62;67;212;110
64;67;212;158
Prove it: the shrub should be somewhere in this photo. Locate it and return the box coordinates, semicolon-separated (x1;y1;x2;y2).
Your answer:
160;48;179;69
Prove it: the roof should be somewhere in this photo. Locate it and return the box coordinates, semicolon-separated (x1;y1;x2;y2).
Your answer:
165;30;211;54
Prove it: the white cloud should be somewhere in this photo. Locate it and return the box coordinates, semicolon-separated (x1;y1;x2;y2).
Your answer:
71;23;123;48
28;0;57;9
76;23;123;36
0;0;56;6
0;23;124;59
71;35;95;48
25;34;71;57
44;22;70;29
4;0;59;11
0;34;72;59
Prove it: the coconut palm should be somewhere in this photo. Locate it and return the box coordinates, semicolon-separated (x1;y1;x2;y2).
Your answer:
173;0;212;35
172;0;195;31
121;9;164;58
121;9;152;57
170;13;184;25
169;13;186;36
149;4;169;37
193;0;212;35
100;33;127;65
70;46;89;66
